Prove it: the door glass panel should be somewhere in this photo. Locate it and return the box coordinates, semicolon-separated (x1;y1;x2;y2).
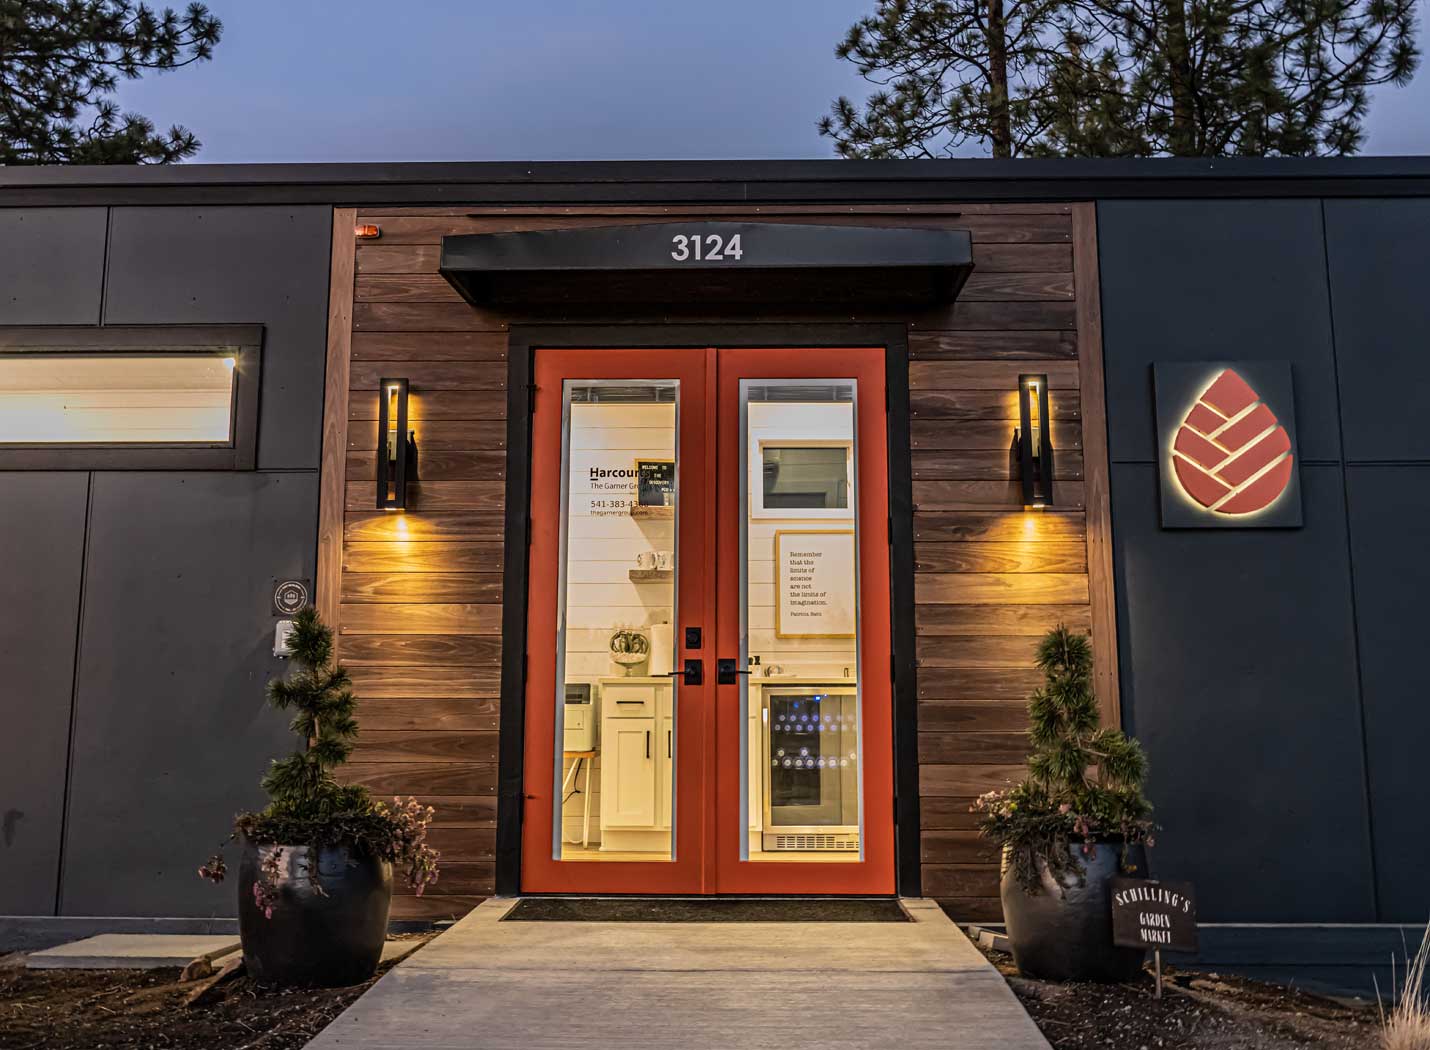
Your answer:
740;380;862;861
553;380;678;861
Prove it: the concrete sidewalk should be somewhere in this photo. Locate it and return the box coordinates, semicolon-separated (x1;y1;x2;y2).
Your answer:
305;898;1049;1050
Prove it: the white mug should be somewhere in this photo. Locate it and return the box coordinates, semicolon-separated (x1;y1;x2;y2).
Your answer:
635;551;657;570
655;550;673;571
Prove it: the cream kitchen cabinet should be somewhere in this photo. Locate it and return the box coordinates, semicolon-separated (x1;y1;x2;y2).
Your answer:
598;677;673;852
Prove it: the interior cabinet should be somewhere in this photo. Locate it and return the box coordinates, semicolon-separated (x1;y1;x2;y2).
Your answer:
599;677;673;851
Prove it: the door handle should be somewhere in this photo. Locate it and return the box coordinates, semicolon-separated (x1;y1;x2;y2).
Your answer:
662;658;703;686
667;729;672;759
645;730;651;760
717;658;752;685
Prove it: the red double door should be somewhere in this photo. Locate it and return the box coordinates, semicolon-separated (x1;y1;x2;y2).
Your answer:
522;347;894;894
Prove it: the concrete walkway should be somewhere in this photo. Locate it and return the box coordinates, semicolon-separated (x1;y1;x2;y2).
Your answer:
305;898;1049;1050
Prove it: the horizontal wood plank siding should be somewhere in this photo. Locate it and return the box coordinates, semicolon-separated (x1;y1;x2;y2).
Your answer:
905;205;1108;920
325;202;1114;921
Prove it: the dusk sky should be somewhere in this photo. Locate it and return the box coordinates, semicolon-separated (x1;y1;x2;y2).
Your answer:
114;0;1430;163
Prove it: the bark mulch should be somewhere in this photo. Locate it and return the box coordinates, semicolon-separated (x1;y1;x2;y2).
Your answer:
979;945;1383;1050
0;936;433;1050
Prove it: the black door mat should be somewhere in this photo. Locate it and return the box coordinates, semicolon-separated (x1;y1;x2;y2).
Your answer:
503;898;909;923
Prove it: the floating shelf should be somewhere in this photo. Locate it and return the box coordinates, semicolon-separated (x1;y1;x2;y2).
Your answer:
629;504;674;519
628;568;674;582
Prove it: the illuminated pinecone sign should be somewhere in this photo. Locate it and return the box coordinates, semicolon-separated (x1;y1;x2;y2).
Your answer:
1171;368;1294;514
1154;361;1302;528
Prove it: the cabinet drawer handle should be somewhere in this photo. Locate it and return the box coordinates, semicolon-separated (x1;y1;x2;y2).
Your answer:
615;700;644;705
645;730;651;760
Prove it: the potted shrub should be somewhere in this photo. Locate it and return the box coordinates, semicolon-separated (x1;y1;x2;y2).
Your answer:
973;624;1155;982
199;607;439;987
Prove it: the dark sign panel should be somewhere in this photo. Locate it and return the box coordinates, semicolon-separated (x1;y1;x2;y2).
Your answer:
635;458;675;508
1111;877;1199;953
438;222;974;307
272;578;312;617
1153;361;1303;528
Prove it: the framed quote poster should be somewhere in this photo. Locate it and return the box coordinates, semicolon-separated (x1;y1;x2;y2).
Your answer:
775;530;856;638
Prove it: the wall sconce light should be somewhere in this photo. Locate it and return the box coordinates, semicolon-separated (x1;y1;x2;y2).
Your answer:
354;223;382;240
1015;373;1054;508
377;378;418;510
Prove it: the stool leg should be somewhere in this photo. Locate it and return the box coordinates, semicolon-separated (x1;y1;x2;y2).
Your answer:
559;758;580;844
582;758;592;848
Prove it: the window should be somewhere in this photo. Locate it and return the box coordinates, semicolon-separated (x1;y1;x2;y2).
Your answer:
0;326;261;469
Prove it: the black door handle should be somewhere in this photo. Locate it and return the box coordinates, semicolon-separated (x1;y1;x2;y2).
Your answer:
645;730;651;760
662;658;703;686
717;658;752;685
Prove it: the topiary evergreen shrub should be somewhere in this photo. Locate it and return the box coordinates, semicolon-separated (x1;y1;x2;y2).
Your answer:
973;623;1155;894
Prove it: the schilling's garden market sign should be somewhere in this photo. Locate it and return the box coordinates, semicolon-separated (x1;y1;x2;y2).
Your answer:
1111;877;1198;996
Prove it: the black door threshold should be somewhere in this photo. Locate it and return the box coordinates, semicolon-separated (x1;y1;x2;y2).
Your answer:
503;897;909;922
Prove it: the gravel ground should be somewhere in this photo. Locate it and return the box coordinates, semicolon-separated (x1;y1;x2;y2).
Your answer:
0;936;432;1050
980;945;1383;1050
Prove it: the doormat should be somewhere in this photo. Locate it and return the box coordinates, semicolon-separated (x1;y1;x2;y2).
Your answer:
503;898;909;922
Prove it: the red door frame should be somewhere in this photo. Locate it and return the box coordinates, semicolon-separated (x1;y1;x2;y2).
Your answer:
521;348;712;894
521;346;894;895
713;348;895;894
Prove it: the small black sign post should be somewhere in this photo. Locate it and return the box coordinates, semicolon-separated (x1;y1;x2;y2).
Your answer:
1111;877;1198;998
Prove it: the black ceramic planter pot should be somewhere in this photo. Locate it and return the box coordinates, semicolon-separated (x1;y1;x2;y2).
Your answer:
238;839;393;987
1000;841;1148;983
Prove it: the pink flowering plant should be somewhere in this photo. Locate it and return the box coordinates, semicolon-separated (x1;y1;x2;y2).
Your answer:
972;625;1154;895
199;607;440;915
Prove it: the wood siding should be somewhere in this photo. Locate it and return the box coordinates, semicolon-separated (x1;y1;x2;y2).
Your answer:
325;203;1115;921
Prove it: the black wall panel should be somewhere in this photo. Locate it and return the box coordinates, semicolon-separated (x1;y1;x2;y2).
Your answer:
1344;465;1430;921
0;475;89;914
101;206;331;471
0;208;107;325
59;472;317;916
1097;200;1342;464
1323;200;1430;463
1110;463;1374;922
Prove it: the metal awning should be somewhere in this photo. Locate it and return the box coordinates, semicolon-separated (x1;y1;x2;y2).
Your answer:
438;222;973;307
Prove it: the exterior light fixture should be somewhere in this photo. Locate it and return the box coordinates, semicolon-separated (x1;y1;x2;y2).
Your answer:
377;378;418;510
1015;373;1054;508
354;223;382;240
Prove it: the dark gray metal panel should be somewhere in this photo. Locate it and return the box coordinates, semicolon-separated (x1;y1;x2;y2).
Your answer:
1344;465;1430;921
1097;200;1342;464
0;208;107;324
1323;199;1430;462
0;474;89;914
60;471;317;916
1111;462;1374;922
100;206;331;471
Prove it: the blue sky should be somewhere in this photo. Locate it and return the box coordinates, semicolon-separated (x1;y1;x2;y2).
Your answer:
114;0;1429;162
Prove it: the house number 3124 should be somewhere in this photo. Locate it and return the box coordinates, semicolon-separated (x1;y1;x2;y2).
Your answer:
670;233;743;261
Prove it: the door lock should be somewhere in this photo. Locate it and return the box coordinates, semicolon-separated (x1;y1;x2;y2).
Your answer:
717;659;753;685
663;658;703;686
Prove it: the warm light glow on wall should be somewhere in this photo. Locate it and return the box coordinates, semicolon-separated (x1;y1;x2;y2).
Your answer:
0;354;236;444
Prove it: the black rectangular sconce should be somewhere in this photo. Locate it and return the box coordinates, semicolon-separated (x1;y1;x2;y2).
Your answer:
376;378;418;510
1015;373;1055;508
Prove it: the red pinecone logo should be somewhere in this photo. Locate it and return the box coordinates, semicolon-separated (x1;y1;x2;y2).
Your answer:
1171;368;1294;515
